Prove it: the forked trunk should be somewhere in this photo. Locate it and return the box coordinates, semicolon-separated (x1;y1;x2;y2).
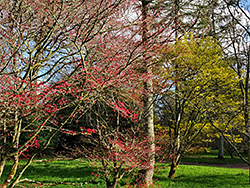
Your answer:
168;160;178;179
2;155;19;188
168;154;181;179
2;116;21;188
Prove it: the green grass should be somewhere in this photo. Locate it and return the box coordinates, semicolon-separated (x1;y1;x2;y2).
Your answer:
1;158;249;188
182;149;246;164
155;164;249;188
1;159;106;188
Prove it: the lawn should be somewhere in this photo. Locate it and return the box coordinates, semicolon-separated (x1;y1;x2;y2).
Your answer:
182;149;246;164
155;164;249;188
1;157;249;188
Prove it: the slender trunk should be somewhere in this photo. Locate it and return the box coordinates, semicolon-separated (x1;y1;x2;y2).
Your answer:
145;103;155;185
169;85;182;179
141;0;155;186
169;124;181;179
168;153;181;179
9;153;36;188
245;49;250;184
227;148;234;159
105;171;119;188
0;157;6;180
168;0;181;180
2;115;21;188
111;174;119;188
246;96;250;184
2;155;19;188
0;117;7;179
218;136;224;159
168;160;177;179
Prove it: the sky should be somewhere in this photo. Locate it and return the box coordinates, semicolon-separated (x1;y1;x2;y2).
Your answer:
241;0;250;12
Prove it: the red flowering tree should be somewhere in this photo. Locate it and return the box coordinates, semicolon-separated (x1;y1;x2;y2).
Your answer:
56;101;170;188
0;0;131;187
0;0;174;187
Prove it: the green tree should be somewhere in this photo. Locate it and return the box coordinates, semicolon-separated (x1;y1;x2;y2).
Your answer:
155;33;239;179
210;0;250;182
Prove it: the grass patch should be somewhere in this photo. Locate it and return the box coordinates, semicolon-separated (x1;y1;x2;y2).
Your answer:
1;159;105;188
1;158;249;187
155;164;249;188
182;149;246;164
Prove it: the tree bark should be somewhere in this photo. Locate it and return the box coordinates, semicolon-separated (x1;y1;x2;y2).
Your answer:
2;155;19;188
245;49;250;184
141;0;155;186
0;157;6;181
168;0;181;180
168;152;181;179
0;116;7;180
168;160;178;179
218;136;224;159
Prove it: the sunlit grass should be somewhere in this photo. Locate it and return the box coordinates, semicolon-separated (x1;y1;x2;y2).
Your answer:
1;157;248;188
155;164;249;188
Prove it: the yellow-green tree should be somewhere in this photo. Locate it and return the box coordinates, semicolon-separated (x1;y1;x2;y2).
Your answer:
155;33;239;179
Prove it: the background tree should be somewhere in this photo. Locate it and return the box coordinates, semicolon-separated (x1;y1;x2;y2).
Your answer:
205;0;250;182
155;34;239;179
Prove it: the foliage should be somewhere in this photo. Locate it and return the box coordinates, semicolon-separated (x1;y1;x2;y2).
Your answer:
0;0;249;186
0;0;154;187
54;100;170;188
155;33;239;178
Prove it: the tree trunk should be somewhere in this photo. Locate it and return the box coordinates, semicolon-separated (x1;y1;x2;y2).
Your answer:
168;153;181;179
105;177;118;188
218;136;224;159
168;0;181;181
240;42;250;183
168;160;178;179
246;52;250;184
0;115;7;180
0;157;6;181
111;178;119;188
141;0;155;186
2;116;22;188
2;154;19;188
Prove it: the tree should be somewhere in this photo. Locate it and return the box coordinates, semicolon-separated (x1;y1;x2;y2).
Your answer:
155;34;238;179
206;0;250;182
139;0;156;185
0;0;176;186
0;0;131;187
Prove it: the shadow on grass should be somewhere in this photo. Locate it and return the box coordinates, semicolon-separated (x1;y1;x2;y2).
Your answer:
182;157;245;165
182;149;247;165
159;174;247;187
